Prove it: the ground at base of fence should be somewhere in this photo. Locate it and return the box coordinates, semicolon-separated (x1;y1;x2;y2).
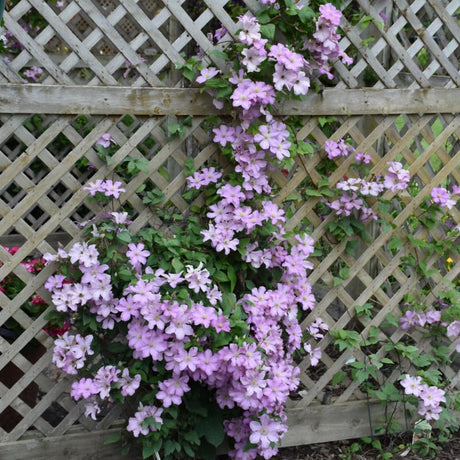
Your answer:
276;433;460;460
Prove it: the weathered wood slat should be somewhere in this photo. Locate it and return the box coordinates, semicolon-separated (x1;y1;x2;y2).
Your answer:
119;0;186;69
283;400;410;447
395;0;460;86
3;12;73;85
2;85;460;115
0;428;135;459
73;0;163;87
0;399;421;456
27;0;118;86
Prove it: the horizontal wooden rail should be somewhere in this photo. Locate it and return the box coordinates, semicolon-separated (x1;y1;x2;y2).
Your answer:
2;85;460;115
0;400;408;458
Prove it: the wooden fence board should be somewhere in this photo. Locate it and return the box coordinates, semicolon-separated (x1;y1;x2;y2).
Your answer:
2;86;460;115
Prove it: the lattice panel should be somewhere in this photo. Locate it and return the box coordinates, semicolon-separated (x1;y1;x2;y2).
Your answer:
0;112;222;440
0;0;459;447
1;0;238;86
336;0;460;88
1;0;459;88
0;111;458;440
273;113;460;408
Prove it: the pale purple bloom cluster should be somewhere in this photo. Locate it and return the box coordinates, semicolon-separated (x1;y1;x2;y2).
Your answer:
83;179;126;198
23;65;43;82
238;15;262;46
52;332;94;374
196;67;220;84
328;157;411;222
431;186;458;210
307;317;329;339
269;43;310;95
191;71;322;460
355;152;371;164
324;139;354;159
187;167;222;189
71;365;141;410
46;230;313;458
126;242;150;269
447;320;460;352
207;27;227;44
44;244;113;315
305;3;353;79
304;343;322;366
328;192;375;222
127;405;163;437
236;14;310;94
401;374;446;421
96;133;116;148
384;161;410;192
184;8;358;455
399;309;441;330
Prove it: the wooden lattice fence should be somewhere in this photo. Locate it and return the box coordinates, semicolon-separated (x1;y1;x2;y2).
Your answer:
0;0;459;457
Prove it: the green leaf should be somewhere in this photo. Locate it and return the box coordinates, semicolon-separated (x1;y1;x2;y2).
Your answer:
297;140;315;155
184;157;195;175
144;189;165;206
237;238;251;256
305;188;323;197
183;67;195;81
209;49;229;60
183;430;200;445
203;78;229;89
136;158;150;174
297;6;315;23
332;371;347;386
106;342;128;353
260;23;275;40
412;353;432;368
171;258;184;272
387;236;403;252
227;265;237;292
216;86;233;99
339;267;350;280
104;432;122;445
118;266;133;281
197;441;217;460
116;231;132;244
256;10;271;24
167;122;185;138
318;116;337;127
196;406;225;447
383;313;399;327
143;442;159;459
345;240;358;256
183;442;195;458
332;329;362;351
214;270;228;282
221;293;236;315
355;303;373;318
333;276;343;287
355;368;371;383
164;440;178;457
